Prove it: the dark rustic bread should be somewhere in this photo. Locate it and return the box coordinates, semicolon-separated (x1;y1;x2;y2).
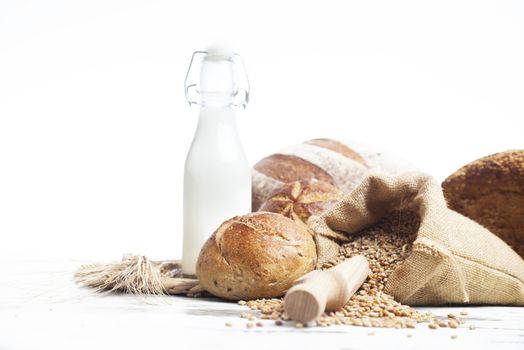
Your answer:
196;212;317;300
442;150;524;258
259;180;343;224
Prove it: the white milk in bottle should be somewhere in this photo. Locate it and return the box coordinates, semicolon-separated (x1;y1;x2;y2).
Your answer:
182;47;251;276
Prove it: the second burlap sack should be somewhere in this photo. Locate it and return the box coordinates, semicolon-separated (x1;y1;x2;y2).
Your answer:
308;172;524;305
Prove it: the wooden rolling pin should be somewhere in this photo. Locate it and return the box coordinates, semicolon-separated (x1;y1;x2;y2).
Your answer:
284;255;370;324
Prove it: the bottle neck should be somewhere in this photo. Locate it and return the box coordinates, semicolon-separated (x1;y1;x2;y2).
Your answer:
198;105;235;123
195;106;239;139
188;106;248;164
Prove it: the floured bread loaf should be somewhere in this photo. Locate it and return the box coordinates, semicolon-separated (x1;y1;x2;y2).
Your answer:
196;212;317;300
443;150;524;258
252;138;416;211
259;180;343;224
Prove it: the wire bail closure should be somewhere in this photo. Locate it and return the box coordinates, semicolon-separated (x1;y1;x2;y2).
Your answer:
184;51;250;108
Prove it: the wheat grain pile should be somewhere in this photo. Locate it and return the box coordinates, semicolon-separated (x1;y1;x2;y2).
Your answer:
239;210;435;328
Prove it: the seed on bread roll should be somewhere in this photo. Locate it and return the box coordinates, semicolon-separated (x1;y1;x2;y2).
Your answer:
259;180;343;224
442;150;524;258
196;212;317;300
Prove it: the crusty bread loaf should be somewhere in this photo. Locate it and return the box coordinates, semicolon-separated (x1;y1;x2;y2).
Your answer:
252;139;367;211
196;212;317;300
252;138;416;211
442;150;524;258
304;138;367;166
259;180;343;224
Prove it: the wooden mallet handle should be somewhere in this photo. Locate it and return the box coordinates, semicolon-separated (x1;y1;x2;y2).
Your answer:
284;255;370;324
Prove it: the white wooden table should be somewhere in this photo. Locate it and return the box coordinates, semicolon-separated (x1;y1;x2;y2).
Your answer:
1;259;523;350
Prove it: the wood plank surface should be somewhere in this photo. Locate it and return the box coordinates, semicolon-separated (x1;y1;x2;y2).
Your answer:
1;259;522;350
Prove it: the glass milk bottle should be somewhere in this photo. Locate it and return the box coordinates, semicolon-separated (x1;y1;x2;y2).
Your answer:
182;47;251;276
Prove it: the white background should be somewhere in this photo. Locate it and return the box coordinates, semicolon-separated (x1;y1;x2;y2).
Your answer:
1;0;523;261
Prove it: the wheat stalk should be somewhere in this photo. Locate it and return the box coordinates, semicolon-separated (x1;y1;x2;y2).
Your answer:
75;254;167;296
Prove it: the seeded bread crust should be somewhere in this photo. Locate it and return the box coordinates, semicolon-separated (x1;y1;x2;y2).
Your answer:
196;212;317;300
442;150;524;258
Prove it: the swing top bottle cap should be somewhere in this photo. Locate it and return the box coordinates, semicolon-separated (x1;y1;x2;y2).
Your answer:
185;47;250;108
204;45;235;61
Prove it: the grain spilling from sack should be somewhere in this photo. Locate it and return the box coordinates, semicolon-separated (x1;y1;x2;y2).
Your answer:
238;210;433;328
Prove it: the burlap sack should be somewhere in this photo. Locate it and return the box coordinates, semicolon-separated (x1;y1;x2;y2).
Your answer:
308;172;524;305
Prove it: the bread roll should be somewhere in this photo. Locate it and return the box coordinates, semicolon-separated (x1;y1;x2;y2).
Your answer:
252;138;416;211
196;212;317;300
259;180;343;224
442;150;524;258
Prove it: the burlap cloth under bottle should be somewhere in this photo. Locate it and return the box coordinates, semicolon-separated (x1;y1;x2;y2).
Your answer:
308;171;524;305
